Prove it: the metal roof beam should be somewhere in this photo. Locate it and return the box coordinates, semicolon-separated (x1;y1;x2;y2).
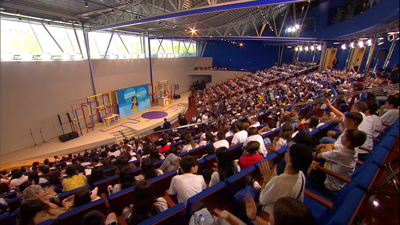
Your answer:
1;2;78;20
88;0;306;32
151;35;317;42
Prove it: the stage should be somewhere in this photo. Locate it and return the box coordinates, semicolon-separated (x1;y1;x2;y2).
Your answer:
0;91;190;169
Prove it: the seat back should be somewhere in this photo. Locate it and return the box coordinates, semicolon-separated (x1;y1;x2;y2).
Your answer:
38;219;55;225
138;202;186;225
5;196;22;213
0;213;14;225
229;143;244;160
225;165;256;196
94;175;119;194
58;198;107;225
0;191;17;200
149;170;177;198
55;185;91;203
108;186;135;216
189;146;206;158
186;182;228;220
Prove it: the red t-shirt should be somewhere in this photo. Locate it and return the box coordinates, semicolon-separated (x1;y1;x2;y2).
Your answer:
158;145;170;153
239;154;264;170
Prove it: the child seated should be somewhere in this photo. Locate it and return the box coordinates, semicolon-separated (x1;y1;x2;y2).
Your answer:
312;129;367;191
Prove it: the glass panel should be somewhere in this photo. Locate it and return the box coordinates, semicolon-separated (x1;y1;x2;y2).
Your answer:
0;19;42;55
91;31;112;57
119;33;143;55
45;24;76;54
179;41;188;56
30;23;63;55
162;40;173;54
66;29;80;54
74;29;87;59
88;32;101;59
150;39;160;56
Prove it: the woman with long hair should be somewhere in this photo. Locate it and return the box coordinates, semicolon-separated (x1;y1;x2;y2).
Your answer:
90;166;105;187
136;158;163;181
209;147;240;187
110;167;136;194
123;180;168;225
199;132;214;147
131;96;139;112
273;122;294;151
19;198;67;225
181;135;199;152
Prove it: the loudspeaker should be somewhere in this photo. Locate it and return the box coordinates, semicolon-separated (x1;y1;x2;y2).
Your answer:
69;131;79;139
59;134;71;142
173;95;181;99
376;48;389;60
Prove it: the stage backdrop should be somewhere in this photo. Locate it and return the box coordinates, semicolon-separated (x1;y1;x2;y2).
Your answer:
117;84;151;118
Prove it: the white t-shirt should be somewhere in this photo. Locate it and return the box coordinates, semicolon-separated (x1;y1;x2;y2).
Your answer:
213;140;230;149
169;173;207;205
357;112;374;154
322;148;357;191
381;109;399;127
10;176;28;188
275;138;287;150
182;144;199;153
259;172;305;214
231;130;248;145
225;131;234;138
107;150;121;158
367;115;383;138
250;122;261;128
202;114;209;121
244;135;267;157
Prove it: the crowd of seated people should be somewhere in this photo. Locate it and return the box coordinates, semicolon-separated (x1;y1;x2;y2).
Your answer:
0;62;398;224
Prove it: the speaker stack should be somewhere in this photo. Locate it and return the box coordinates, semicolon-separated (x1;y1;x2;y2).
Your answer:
58;113;79;142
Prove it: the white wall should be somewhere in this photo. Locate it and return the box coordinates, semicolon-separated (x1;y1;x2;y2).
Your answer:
0;57;212;156
187;70;250;87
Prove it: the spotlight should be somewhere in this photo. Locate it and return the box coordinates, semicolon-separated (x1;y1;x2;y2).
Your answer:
74;53;83;60
358;40;364;47
305;46;309;51
287;46;292;48
341;44;347;50
288;27;292;32
317;45;322;51
333;42;341;45
295;24;300;29
190;28;196;34
310;46;315;51
299;46;303;51
85;0;88;7
350;42;355;48
1;52;14;61
295;47;298;51
366;39;373;46
239;43;243;47
61;53;70;60
21;53;32;61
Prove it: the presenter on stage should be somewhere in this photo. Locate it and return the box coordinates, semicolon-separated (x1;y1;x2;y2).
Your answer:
131;96;139;112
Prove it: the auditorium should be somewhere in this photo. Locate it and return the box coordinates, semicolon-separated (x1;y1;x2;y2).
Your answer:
0;0;399;224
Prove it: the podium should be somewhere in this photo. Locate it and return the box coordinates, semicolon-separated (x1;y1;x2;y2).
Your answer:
158;97;169;106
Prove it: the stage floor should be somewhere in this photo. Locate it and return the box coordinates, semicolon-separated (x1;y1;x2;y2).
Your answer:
0;91;190;169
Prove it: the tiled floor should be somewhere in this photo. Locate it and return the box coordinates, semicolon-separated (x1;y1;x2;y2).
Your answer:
355;150;399;225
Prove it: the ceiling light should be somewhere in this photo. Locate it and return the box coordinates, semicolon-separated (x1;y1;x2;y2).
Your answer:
305;46;309;51
366;39;373;46
295;47;298;51
85;0;88;7
341;44;347;50
358;40;364;47
191;28;196;34
295;24;300;29
239;43;243;47
299;46;303;51
310;46;315;51
1;52;14;61
350;42;355;48
317;45;322;51
333;42;340;45
287;46;292;48
288;27;292;32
